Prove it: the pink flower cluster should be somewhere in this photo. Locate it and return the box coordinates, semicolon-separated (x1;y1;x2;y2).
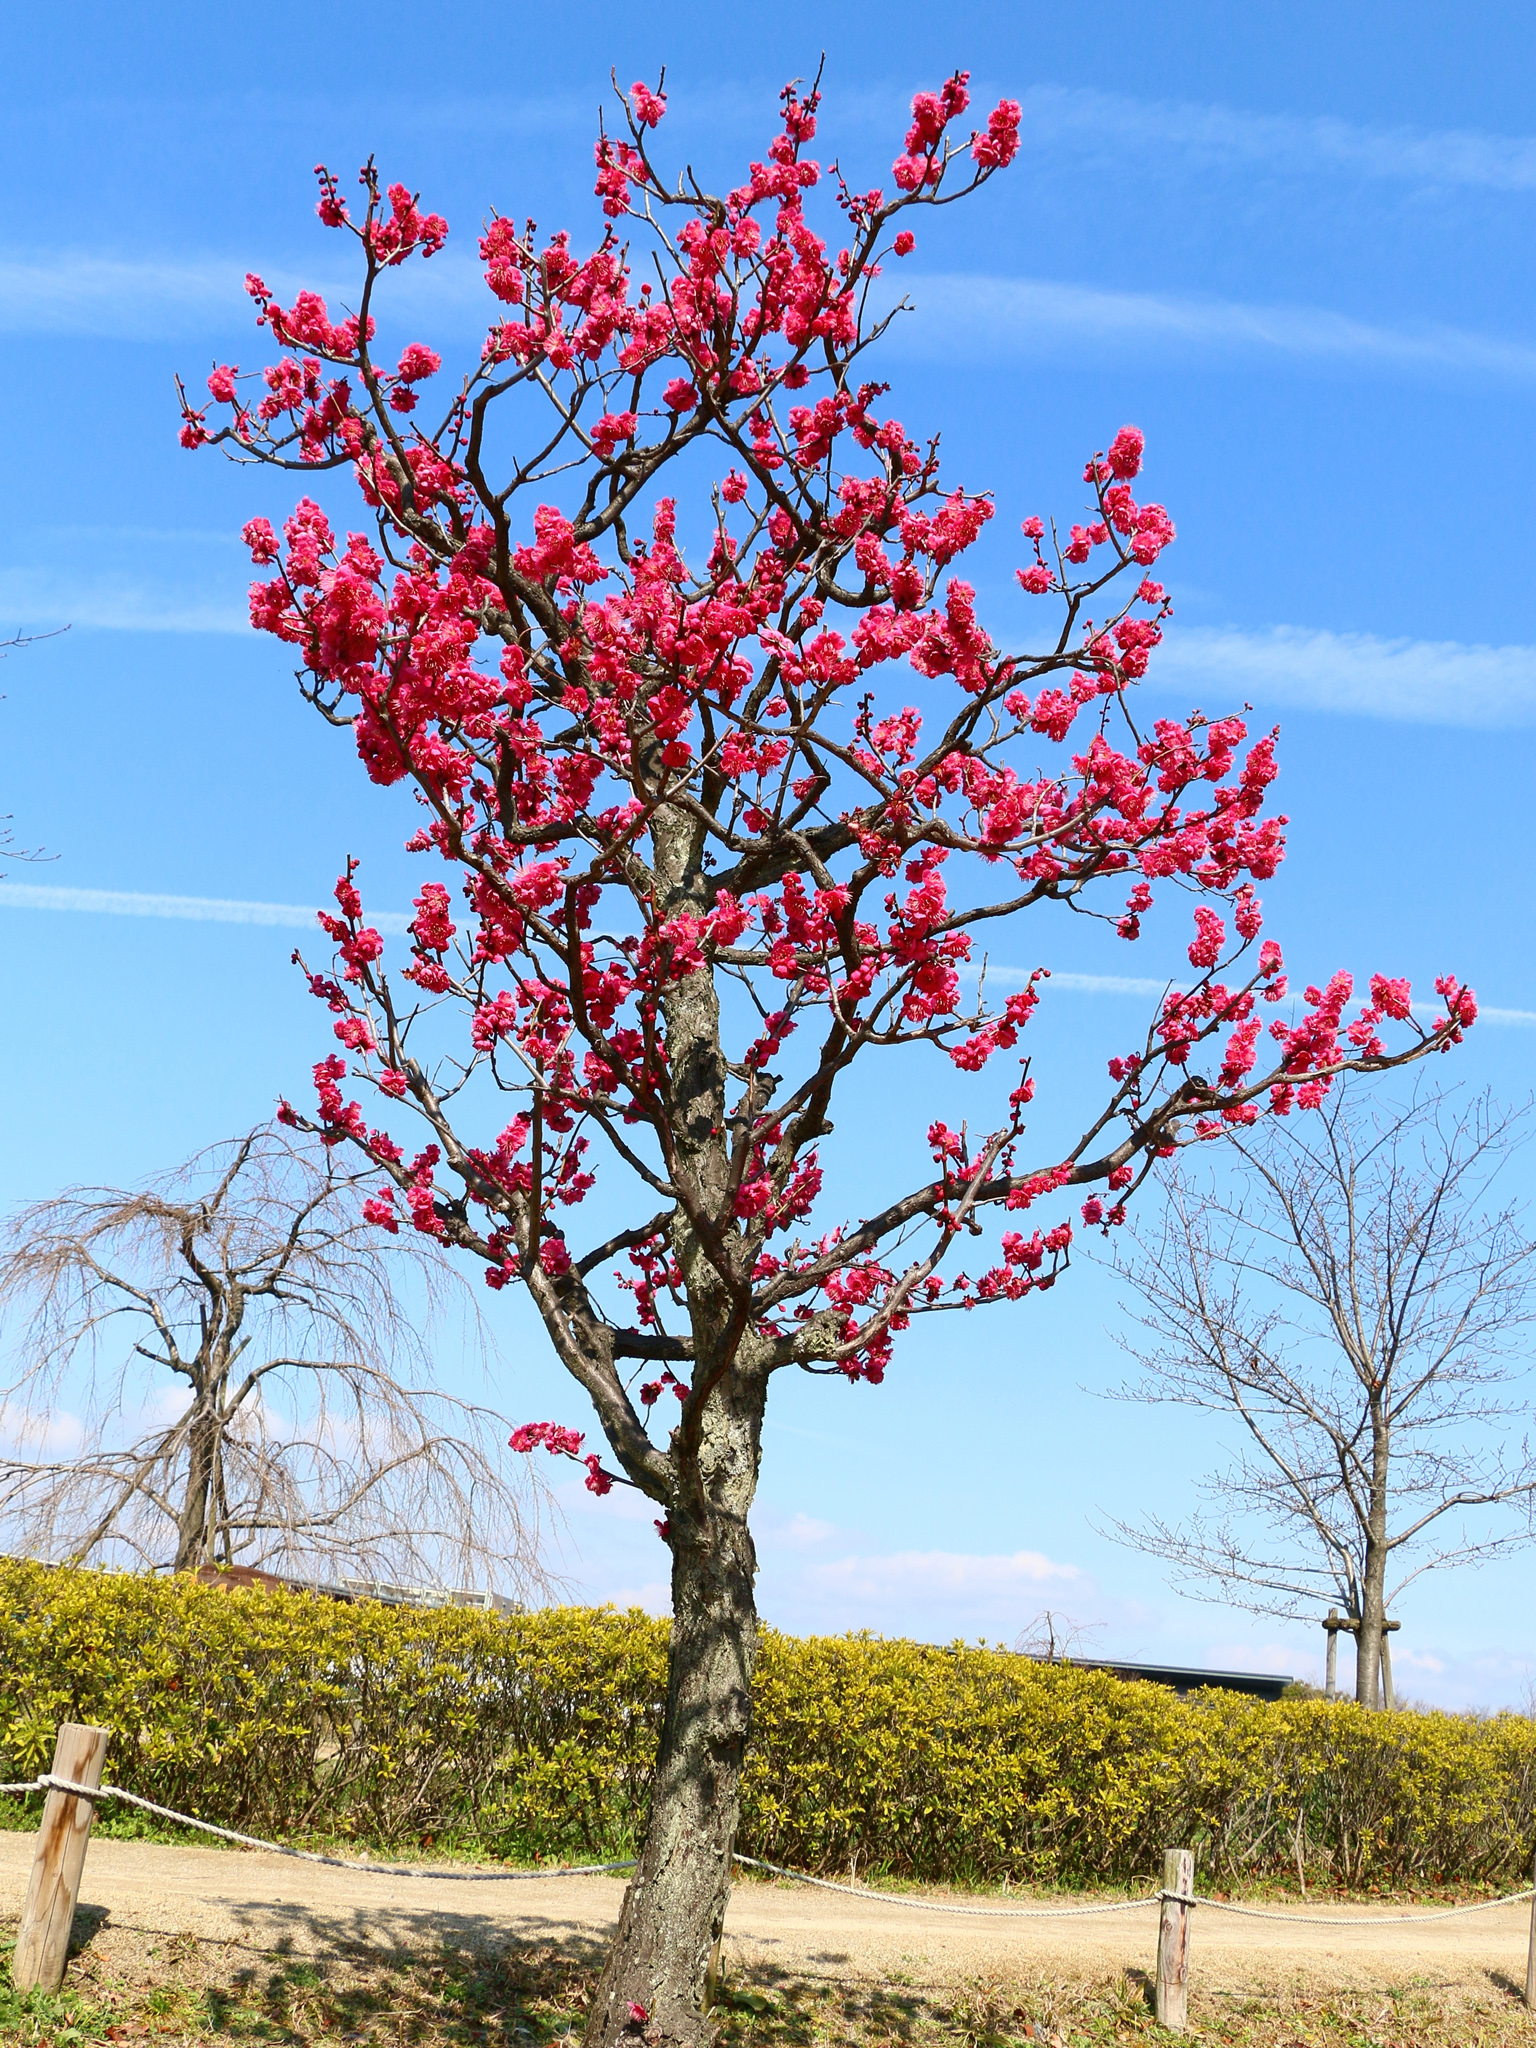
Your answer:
193;68;1472;1498
508;1421;617;1496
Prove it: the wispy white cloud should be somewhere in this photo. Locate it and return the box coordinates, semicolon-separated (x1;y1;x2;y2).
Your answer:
0;247;487;341
980;965;1171;998
1394;1646;1448;1675
0;883;410;935
1415;1001;1536;1028
987;967;1536;1026
0;253;244;339
0;1400;85;1456
894;274;1536;377
5;237;1535;387
1199;1639;1305;1679
1013;83;1536;193
0;529;252;636
5;887;1533;1025
1156;623;1536;726
0;567;245;635
805;1547;1079;1603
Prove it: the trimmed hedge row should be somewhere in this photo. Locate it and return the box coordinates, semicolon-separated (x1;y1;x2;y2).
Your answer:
2;1557;1532;1887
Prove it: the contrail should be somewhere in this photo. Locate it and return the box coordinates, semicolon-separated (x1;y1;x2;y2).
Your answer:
0;882;410;934
4;884;1531;1026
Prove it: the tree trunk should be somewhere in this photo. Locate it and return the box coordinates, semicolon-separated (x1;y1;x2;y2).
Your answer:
1355;1413;1390;1708
583;1489;759;2048
174;1398;218;1570
1355;1546;1387;1708
582;811;766;2047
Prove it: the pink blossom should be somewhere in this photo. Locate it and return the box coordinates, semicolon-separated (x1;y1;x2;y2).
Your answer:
1370;973;1413;1021
971;99;1022;169
509;1421;586;1457
1188;907;1226;970
630;82;666;128
396;342;442;382
1107;426;1144;480
191;72;1466;1576
584;1453;614;1496
242;517;279;564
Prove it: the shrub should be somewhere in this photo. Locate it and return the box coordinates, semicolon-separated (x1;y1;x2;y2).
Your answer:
2;1558;1532;1886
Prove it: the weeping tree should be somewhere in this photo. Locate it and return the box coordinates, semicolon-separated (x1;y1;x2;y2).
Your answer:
179;66;1471;2045
0;1124;551;1593
1106;1086;1536;1706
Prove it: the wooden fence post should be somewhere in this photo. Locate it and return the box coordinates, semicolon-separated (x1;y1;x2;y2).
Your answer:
1155;1846;1194;2032
1525;1841;1535;2012
13;1723;110;1995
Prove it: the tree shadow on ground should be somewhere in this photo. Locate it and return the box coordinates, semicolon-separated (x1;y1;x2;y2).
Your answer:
67;1904;110;1958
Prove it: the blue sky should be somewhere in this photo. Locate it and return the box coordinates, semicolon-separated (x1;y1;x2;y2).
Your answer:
4;0;1536;1706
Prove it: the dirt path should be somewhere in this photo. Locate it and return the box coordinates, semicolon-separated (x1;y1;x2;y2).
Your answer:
3;1833;1532;2000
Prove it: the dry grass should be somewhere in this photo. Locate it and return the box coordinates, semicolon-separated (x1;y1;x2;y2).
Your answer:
3;1915;1536;2048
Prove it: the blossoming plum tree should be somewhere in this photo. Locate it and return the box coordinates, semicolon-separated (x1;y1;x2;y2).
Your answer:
183;69;1474;2047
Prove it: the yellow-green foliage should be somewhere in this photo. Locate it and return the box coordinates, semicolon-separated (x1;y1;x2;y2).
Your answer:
2;1558;1533;1885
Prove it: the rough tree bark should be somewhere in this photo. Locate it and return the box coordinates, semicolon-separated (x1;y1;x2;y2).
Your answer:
1355;1422;1391;1707
584;811;769;2048
587;1392;763;2048
173;1399;222;1570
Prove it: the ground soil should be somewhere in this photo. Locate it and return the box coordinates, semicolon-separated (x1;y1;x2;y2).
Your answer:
3;1831;1533;2003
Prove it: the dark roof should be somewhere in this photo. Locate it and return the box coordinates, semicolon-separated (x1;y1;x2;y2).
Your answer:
186;1564;519;1613
1026;1654;1295;1701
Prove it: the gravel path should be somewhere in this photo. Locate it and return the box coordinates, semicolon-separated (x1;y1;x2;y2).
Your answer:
3;1833;1532;1998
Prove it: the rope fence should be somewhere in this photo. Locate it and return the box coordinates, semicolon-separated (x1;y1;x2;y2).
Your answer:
5;1773;1531;1926
6;1750;1536;2029
731;1853;1159;1917
4;1774;636;1882
3;1777;1536;1916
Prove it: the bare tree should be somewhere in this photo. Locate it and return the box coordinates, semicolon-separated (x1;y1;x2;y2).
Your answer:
1105;1085;1536;1706
1014;1609;1104;1662
0;1124;552;1595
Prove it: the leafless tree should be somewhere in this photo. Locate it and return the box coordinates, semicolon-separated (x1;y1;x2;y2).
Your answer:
0;1123;553;1595
1105;1084;1536;1706
1014;1609;1104;1662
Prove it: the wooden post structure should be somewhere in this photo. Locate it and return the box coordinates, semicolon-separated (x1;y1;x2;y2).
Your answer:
14;1723;110;1995
1526;1840;1535;2012
1379;1629;1396;1711
1321;1613;1399;1705
1155;1846;1194;2032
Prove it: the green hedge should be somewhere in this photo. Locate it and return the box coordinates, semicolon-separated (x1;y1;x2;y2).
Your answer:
2;1557;1532;1887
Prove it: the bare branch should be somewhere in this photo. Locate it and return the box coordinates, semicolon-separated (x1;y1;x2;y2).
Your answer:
1104;1081;1536;1702
0;1122;556;1597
